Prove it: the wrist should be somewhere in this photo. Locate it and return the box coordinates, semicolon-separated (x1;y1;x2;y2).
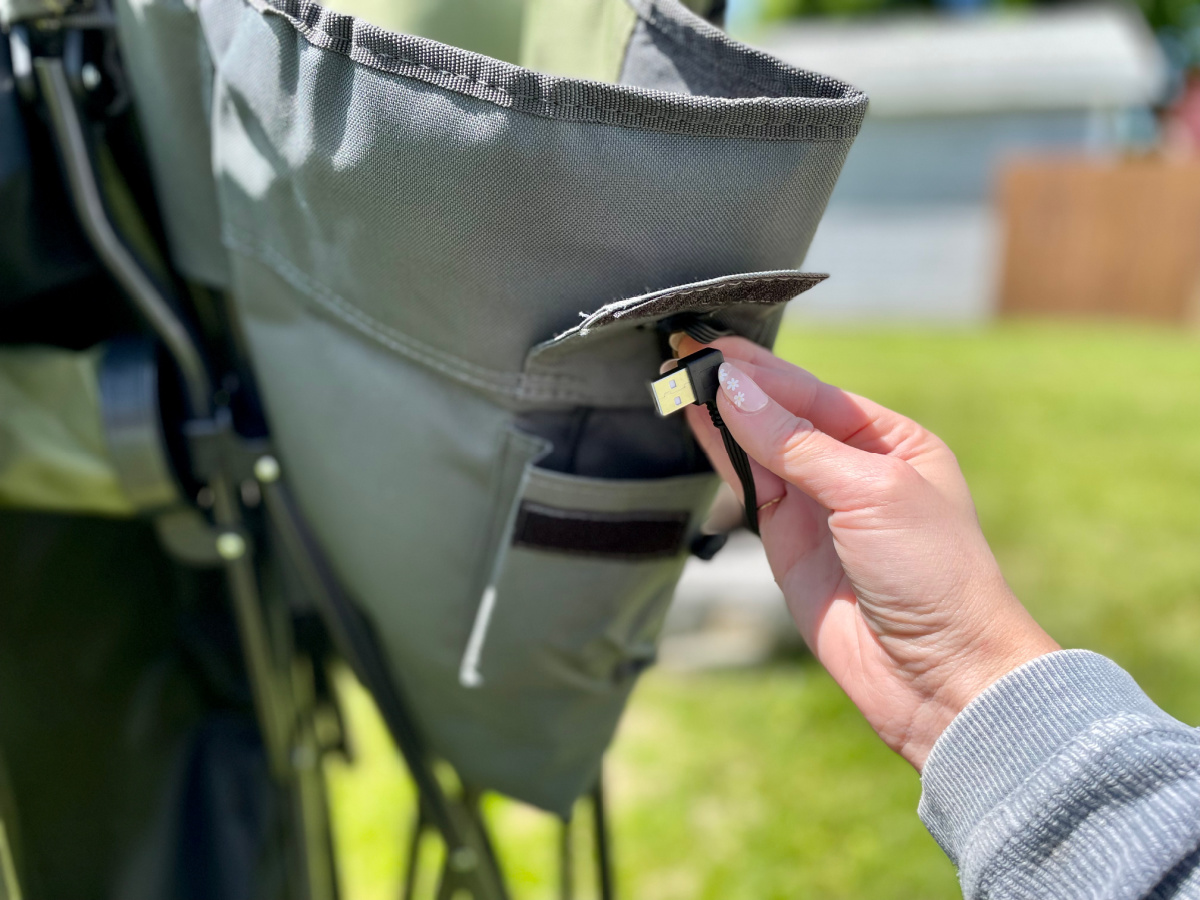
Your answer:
903;606;1060;771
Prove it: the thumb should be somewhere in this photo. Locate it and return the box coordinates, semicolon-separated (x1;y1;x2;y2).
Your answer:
716;361;907;512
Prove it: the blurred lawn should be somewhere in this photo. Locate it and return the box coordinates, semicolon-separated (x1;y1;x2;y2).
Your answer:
327;322;1200;900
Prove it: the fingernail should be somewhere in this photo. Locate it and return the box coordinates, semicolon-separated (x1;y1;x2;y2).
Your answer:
718;362;767;413
659;359;677;375
668;332;685;355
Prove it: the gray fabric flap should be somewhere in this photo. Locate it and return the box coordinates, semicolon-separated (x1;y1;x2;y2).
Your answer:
520;269;825;409
546;269;826;346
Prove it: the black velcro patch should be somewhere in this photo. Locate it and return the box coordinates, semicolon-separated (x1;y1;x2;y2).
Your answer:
512;502;688;560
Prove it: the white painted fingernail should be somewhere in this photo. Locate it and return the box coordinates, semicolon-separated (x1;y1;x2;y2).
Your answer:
718;362;768;413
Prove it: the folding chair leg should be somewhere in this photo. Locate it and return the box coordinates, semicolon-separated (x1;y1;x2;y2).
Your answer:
592;774;614;900
402;803;429;900
559;812;575;900
262;476;509;900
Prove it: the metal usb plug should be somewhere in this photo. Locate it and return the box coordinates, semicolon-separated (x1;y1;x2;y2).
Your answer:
650;348;723;416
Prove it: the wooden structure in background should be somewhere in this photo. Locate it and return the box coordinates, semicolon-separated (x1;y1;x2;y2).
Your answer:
998;157;1200;324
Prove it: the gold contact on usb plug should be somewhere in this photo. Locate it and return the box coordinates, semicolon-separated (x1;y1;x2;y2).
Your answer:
650;369;696;416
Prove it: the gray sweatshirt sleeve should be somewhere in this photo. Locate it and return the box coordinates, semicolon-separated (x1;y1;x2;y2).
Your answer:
918;649;1200;899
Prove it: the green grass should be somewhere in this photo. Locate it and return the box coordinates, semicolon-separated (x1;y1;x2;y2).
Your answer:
327;321;1200;900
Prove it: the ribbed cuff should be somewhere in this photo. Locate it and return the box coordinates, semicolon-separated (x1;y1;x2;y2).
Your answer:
917;649;1171;863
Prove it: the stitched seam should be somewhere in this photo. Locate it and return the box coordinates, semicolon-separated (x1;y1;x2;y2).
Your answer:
520;503;689;522
265;0;855;110
224;230;598;400
571;274;810;334
524;274;797;373
248;0;864;139
529;487;707;507
347;42;809;118
531;481;706;499
225;233;662;405
608;275;815;319
530;490;707;505
527;475;715;502
227;229;522;382
331;40;855;135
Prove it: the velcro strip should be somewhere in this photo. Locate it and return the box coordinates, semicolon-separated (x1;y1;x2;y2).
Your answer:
512;502;688;560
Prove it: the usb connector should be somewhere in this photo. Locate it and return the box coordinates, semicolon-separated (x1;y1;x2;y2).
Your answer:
650;348;723;416
649;347;760;536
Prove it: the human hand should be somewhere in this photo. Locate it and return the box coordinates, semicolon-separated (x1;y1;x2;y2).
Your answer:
673;335;1059;770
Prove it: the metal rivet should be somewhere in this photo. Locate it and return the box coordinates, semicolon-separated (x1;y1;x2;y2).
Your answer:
215;532;246;560
81;63;101;91
254;455;281;483
449;847;477;873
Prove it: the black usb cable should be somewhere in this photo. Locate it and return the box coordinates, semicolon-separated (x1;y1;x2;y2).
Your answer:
651;348;760;536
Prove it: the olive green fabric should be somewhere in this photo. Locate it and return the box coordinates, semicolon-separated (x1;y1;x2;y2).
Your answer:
257;0;636;83
519;0;637;81
0;347;134;516
0;0;70;27
321;0;525;63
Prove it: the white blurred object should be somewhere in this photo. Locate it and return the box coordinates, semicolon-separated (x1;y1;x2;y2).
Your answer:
758;6;1168;117
754;6;1169;322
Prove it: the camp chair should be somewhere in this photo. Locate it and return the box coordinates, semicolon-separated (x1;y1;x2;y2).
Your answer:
0;0;866;895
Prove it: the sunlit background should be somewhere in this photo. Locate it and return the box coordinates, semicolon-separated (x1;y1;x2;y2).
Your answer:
324;0;1200;897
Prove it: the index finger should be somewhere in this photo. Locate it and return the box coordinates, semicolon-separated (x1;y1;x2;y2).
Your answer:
670;333;967;493
672;333;885;448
